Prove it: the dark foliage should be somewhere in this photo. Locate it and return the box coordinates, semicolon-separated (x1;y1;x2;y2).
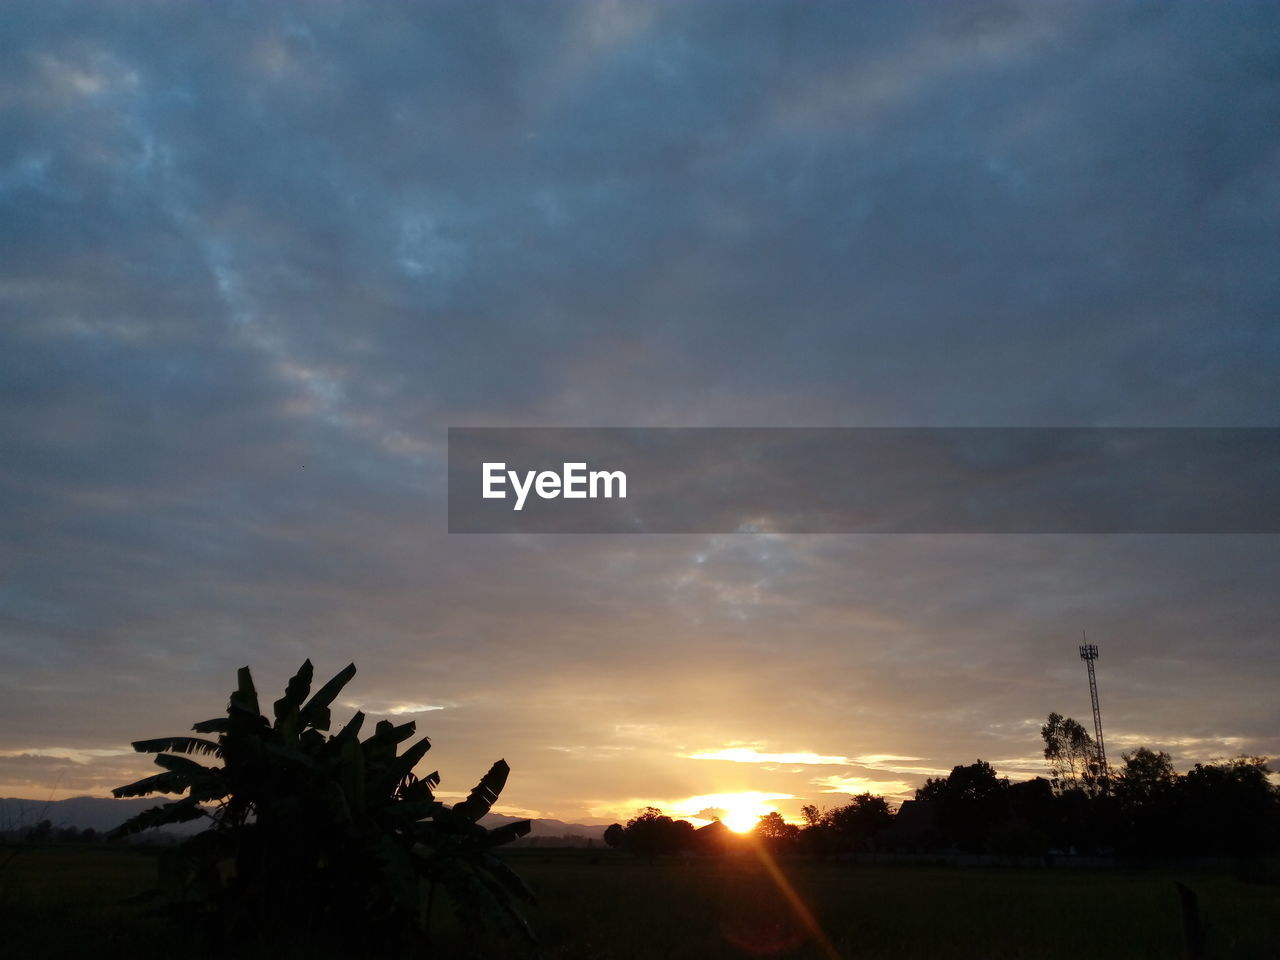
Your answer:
916;760;1010;853
622;807;696;858
108;660;534;955
754;811;800;850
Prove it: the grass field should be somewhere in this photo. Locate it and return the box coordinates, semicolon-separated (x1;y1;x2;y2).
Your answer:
2;845;1276;959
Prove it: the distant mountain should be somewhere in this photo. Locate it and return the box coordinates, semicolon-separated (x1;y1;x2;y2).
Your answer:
0;796;183;834
481;812;605;840
1;796;605;841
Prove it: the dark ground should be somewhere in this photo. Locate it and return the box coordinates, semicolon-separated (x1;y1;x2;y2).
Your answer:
2;844;1275;959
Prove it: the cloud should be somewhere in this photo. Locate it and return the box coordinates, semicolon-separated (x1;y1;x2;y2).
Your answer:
338;699;447;717
0;747;133;764
0;2;1276;823
0;750;151;800
811;776;917;799
686;747;854;766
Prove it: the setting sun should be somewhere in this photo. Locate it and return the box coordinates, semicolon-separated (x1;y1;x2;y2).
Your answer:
722;805;762;833
678;792;794;833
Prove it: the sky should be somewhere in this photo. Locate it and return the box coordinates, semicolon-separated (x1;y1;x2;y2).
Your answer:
2;1;1278;829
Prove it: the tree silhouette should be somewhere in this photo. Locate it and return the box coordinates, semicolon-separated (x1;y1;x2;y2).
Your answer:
1180;756;1278;856
754;811;800;850
623;807;694;858
1041;712;1102;794
602;823;625;849
1117;748;1177;804
917;760;1009;853
109;659;534;952
825;793;893;850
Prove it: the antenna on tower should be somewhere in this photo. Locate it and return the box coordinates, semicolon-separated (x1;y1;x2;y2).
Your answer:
1078;633;1108;777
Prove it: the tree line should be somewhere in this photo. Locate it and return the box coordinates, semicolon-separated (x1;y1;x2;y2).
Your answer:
603;714;1279;861
1;820;101;844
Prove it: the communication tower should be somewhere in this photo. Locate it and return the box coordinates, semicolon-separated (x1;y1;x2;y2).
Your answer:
1078;637;1107;774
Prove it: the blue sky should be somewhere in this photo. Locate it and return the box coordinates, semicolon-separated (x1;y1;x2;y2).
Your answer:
2;1;1277;824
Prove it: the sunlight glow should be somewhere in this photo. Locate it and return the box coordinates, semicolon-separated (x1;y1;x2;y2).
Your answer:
680;791;797;833
811;774;914;798
742;834;842;960
723;805;762;833
595;792;801;833
688;747;853;765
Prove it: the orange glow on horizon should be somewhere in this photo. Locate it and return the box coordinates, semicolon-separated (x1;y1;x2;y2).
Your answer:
683;791;797;833
592;791;801;832
721;806;759;833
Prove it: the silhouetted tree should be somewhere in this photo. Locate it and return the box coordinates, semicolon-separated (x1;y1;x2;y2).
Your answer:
1117;748;1177;804
602;823;625;849
1106;747;1179;857
109;660;534;952
754;811;800;851
1179;756;1278;857
826;793;893;851
624;807;695;858
998;776;1054;851
917;760;1009;852
1008;776;1055;818
797;802;837;855
1041;712;1103;794
979;777;1054;858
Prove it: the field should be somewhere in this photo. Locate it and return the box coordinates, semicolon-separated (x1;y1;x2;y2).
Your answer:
2;845;1276;959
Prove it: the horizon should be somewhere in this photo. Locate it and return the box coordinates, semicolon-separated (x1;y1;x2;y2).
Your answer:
6;746;1275;834
4;655;1274;828
3;2;1278;830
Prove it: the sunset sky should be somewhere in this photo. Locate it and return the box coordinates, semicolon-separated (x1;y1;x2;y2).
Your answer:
3;2;1278;829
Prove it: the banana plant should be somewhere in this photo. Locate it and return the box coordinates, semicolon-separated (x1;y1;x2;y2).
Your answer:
110;660;534;951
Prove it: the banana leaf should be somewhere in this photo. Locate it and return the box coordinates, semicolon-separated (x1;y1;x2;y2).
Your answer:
107;795;207;838
452;760;510;822
298;662;356;731
132;736;223;758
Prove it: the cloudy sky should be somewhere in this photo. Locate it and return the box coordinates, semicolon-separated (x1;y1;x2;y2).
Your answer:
3;1;1278;828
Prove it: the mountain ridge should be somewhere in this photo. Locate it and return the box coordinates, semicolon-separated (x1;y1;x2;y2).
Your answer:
0;796;606;839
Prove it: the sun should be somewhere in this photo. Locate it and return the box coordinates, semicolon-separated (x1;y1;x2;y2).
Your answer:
722;803;762;833
685;792;783;833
